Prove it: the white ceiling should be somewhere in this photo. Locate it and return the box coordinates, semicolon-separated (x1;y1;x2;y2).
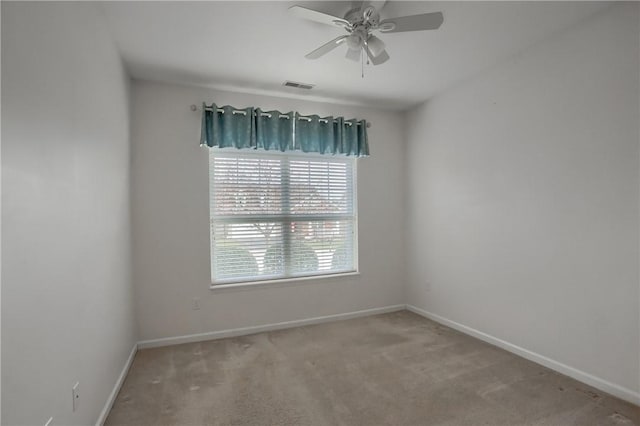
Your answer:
100;1;609;110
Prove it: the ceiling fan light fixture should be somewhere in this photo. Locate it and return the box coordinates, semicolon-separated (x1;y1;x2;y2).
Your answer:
346;32;363;50
366;35;385;57
345;48;361;62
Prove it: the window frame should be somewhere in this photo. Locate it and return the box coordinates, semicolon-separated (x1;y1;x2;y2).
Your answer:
208;149;359;290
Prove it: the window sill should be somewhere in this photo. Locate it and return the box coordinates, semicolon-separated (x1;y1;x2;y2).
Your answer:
209;271;360;292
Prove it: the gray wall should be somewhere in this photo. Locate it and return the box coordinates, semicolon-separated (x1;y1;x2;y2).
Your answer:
130;80;406;342
1;3;136;425
405;3;640;399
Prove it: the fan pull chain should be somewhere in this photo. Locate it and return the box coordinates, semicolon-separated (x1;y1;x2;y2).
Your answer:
361;48;364;78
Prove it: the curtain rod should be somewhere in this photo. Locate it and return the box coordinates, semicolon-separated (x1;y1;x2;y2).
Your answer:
190;104;371;128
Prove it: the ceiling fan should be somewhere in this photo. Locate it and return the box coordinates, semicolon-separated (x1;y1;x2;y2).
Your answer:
289;1;444;66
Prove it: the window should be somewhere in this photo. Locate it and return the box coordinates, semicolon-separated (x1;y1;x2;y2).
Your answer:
209;150;357;285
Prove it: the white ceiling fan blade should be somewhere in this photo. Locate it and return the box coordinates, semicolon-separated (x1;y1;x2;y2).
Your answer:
345;48;361;61
365;45;389;65
366;35;385;57
288;5;350;28
379;12;444;33
305;35;348;59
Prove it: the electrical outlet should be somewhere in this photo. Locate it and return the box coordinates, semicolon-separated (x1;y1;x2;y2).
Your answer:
72;382;80;412
192;298;200;310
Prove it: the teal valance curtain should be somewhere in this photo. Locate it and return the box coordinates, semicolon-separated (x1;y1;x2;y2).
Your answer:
200;103;369;157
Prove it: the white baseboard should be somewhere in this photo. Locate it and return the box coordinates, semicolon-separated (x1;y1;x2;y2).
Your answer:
95;343;138;426
138;304;405;349
406;304;640;407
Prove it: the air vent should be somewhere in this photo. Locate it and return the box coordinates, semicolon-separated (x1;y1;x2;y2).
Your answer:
283;80;315;90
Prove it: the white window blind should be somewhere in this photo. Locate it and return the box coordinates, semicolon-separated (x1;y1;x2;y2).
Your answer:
209;151;357;284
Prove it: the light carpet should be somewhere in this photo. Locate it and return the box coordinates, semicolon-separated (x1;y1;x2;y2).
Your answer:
106;311;639;425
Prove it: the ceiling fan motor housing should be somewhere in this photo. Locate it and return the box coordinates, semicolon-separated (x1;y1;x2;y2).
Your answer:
344;7;379;29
